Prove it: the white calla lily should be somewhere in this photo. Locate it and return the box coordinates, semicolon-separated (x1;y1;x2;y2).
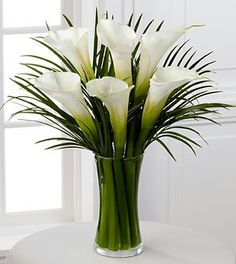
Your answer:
135;25;200;100
97;19;136;85
142;67;200;131
34;72;97;137
44;27;95;81
87;77;133;156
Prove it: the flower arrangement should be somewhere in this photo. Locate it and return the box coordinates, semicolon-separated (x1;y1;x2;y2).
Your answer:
8;10;230;257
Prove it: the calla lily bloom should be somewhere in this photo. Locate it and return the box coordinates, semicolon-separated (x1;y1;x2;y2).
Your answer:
34;72;97;137
97;19;136;85
142;67;200;131
87;77;133;157
44;27;95;81
135;25;200;100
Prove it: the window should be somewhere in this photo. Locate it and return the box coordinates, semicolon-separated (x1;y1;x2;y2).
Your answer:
0;0;77;226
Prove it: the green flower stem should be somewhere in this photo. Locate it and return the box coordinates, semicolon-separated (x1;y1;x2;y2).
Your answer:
134;80;149;104
87;66;96;80
134;158;143;233
113;160;131;249
104;159;119;250
115;146;124;159
126;100;143;158
95;159;108;248
126;123;136;158
96;158;119;250
134;128;150;156
124;159;142;247
95;155;143;251
126;76;133;87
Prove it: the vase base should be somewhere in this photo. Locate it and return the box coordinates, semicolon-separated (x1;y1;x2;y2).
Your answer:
94;243;143;258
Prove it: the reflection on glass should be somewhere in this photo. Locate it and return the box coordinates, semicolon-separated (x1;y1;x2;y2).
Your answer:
3;0;61;28
5;126;62;212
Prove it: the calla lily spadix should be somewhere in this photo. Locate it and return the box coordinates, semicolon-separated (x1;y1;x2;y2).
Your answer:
44;27;95;81
97;19;136;86
87;77;133;157
135;25;202;101
34;72;97;138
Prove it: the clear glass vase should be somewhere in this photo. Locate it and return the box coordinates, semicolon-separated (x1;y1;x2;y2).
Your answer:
93;154;143;258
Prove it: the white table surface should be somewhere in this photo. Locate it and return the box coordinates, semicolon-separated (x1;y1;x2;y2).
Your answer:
6;221;235;264
0;224;60;258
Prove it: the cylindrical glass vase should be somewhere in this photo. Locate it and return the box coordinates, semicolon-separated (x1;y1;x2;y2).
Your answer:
94;154;143;258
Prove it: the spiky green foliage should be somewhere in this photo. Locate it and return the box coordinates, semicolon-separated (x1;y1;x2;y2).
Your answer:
6;12;231;159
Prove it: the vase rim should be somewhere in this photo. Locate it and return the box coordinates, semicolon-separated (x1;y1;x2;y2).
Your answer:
94;153;144;161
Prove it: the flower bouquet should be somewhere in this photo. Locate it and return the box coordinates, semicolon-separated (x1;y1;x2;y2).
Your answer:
8;10;230;258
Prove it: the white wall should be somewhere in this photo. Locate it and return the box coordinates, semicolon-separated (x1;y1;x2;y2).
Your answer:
77;0;236;256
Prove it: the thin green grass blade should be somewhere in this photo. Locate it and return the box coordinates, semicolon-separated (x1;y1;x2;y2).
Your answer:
177;47;193;66
189;51;213;70
18;73;39;78
21;64;43;75
143;19;154;34
166;125;208;144
20;63;58;72
197;61;216;73
156;20;164;31
63;14;74;27
160;134;198;155
31;38;79;73
22;55;66;71
163;45;178;67
161;131;202;148
184;51;196;68
199;70;212;75
153;138;176;161
134;14;143;32
127;13;133;26
167;40;190;66
93;8;99;71
45;21;50;31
